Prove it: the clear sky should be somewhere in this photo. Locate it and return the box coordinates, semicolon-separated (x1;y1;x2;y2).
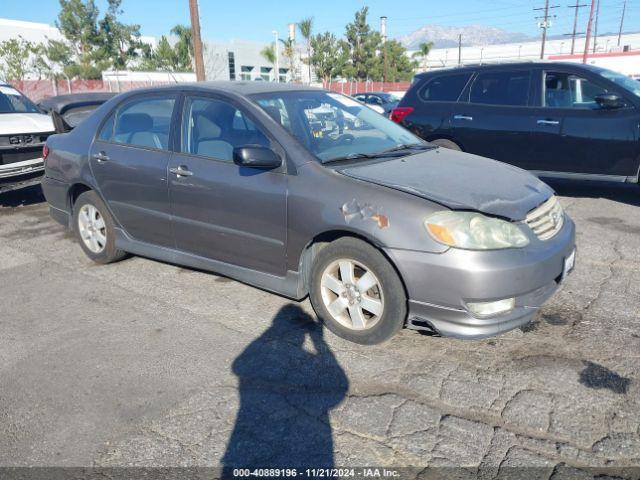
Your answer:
2;0;638;44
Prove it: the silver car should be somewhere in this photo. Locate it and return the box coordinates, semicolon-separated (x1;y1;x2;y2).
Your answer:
41;82;576;344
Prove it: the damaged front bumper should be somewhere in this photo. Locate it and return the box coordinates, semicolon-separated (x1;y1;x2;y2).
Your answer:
384;217;576;339
0;158;45;193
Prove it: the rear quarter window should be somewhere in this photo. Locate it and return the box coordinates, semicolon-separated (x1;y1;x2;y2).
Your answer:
418;73;473;102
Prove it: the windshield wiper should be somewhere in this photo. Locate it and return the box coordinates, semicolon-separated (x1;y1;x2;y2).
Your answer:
380;143;435;153
322;152;380;164
322;143;434;164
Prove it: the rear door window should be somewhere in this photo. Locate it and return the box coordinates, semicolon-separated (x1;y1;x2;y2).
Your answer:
419;73;472;102
106;96;176;150
469;70;531;106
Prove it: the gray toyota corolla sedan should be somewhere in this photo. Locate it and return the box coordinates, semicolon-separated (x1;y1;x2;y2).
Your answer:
41;82;576;344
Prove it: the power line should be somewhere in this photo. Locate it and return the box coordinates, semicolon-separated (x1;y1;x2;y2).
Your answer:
535;0;561;58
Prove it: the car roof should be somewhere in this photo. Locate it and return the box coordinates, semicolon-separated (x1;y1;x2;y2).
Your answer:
415;61;602;78
125;81;324;97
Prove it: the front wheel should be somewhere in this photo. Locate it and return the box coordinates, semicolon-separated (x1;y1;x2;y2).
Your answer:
73;191;127;264
309;237;407;345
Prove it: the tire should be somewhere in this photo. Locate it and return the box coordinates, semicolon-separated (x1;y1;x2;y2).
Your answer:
430;138;462;151
72;190;127;264
309;237;407;345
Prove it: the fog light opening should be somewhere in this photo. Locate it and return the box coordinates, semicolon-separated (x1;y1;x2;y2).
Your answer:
466;298;515;318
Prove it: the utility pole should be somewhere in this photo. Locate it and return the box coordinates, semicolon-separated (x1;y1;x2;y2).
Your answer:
188;0;206;81
567;1;588;55
582;0;597;63
618;0;627;46
535;0;560;59
458;34;462;65
380;16;388;85
592;0;601;52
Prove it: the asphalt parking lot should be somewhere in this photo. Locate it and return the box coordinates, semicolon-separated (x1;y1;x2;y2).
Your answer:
1;181;639;475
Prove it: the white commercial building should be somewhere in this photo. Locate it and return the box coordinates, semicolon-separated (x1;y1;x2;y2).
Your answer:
414;32;640;77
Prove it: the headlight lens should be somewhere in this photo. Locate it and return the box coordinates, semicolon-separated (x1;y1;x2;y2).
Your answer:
425;211;529;250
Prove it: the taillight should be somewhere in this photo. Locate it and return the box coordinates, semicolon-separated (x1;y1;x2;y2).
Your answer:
390;107;414;124
42;144;49;162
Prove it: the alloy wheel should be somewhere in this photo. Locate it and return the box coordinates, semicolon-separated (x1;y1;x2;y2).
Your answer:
77;204;107;254
320;258;384;330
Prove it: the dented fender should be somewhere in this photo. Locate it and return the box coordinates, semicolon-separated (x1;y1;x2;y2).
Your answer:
286;161;449;272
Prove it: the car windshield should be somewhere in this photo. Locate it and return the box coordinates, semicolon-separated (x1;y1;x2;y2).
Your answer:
596;68;640;98
0;85;40;114
251;90;424;163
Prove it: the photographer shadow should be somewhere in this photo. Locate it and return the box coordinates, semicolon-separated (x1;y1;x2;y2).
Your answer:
222;304;349;470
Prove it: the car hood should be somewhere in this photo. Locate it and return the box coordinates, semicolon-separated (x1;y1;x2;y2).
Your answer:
337;148;554;221
0;113;55;135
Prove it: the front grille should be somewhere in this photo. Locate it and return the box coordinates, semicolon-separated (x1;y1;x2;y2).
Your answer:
525;196;564;241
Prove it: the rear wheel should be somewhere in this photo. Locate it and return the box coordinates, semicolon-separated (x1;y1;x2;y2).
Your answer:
309;237;407;345
73;191;126;264
430;138;462;151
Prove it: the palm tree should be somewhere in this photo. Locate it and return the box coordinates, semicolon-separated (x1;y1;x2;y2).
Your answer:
260;44;276;81
170;24;194;71
412;41;434;71
279;38;296;82
298;17;313;84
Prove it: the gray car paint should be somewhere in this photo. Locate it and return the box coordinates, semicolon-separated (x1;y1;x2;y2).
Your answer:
339;147;554;221
41;81;576;339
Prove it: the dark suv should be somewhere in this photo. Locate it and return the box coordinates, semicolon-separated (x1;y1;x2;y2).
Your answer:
392;62;640;184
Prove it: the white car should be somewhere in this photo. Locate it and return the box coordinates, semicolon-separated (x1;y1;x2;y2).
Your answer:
0;84;55;193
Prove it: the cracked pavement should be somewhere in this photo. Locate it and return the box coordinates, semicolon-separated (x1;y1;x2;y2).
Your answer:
0;180;639;476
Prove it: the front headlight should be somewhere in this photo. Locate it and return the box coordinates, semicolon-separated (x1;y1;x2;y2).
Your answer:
424;211;529;250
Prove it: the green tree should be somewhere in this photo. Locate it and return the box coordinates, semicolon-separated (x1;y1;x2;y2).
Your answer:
383;40;418;81
56;0;104;78
298;17;313;83
0;38;35;81
98;0;144;70
260;43;276;80
170;24;193;71
309;32;344;83
138;36;176;71
341;7;382;81
412;41;434;71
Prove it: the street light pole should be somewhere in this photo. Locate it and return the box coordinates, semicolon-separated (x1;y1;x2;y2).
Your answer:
188;0;206;81
272;30;279;83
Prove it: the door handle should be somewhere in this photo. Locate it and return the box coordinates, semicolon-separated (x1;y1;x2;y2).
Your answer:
537;119;560;126
169;166;194;177
453;115;473;121
92;152;110;162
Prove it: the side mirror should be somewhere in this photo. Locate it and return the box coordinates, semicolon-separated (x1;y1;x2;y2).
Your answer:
233;145;281;169
595;94;624;109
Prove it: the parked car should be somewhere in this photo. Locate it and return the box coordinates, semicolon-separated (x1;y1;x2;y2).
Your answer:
42;82;575;344
0;84;55;193
392;62;640;184
38;92;115;133
353;91;401;116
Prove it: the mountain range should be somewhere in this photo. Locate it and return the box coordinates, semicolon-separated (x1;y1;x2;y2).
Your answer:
399;24;533;50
